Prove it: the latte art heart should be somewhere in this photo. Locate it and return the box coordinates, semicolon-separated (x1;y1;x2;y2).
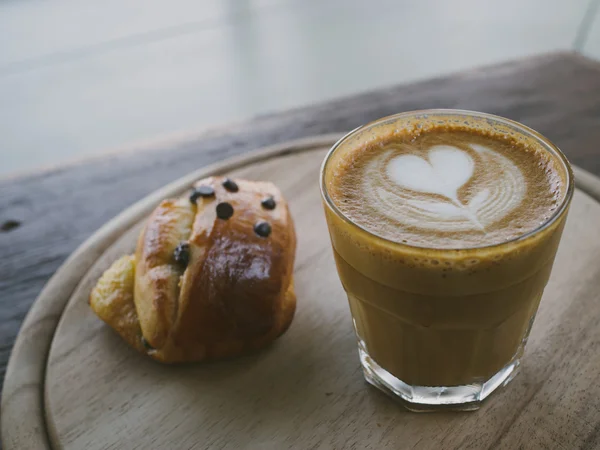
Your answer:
386;146;474;201
364;144;525;233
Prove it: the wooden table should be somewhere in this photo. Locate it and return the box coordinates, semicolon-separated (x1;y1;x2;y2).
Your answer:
1;51;600;443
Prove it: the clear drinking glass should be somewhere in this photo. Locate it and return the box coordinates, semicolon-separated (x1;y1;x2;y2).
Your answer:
320;110;574;411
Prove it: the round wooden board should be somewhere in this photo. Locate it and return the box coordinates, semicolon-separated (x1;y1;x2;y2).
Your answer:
4;135;600;450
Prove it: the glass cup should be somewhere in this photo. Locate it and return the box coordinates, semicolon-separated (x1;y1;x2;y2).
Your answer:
320;110;574;411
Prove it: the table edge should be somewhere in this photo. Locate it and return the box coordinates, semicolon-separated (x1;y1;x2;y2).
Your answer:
2;51;599;184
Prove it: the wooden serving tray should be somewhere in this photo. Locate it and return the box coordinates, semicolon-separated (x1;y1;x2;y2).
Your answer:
4;135;600;449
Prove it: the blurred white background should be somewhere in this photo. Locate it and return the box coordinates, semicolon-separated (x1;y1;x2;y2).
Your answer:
1;0;599;176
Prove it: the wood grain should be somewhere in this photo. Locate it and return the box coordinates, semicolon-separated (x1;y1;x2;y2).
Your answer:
18;140;600;449
2;52;600;448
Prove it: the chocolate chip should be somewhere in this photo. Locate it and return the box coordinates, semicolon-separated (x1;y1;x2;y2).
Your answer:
216;202;234;220
174;242;190;266
189;185;215;204
1;220;20;232
222;178;239;192
141;336;154;351
261;196;276;210
254;221;271;238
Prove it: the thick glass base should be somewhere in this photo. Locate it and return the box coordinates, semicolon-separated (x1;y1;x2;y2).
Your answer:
359;342;520;412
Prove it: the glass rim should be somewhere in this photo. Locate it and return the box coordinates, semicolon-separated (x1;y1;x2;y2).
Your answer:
320;109;575;253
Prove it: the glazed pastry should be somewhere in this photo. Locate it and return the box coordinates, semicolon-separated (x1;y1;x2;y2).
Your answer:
90;177;296;363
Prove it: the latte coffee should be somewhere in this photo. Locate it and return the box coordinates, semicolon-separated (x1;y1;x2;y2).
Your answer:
320;110;573;410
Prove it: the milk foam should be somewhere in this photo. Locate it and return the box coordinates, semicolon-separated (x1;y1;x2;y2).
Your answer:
364;143;525;233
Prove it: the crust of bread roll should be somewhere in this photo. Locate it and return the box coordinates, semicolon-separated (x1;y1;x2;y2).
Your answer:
90;176;296;363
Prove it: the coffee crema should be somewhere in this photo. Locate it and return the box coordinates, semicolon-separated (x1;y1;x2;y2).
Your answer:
329;126;567;248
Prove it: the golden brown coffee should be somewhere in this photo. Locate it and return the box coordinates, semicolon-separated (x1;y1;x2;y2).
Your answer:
321;110;573;410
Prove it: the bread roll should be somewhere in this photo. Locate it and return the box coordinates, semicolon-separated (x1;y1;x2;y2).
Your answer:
90;176;296;362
